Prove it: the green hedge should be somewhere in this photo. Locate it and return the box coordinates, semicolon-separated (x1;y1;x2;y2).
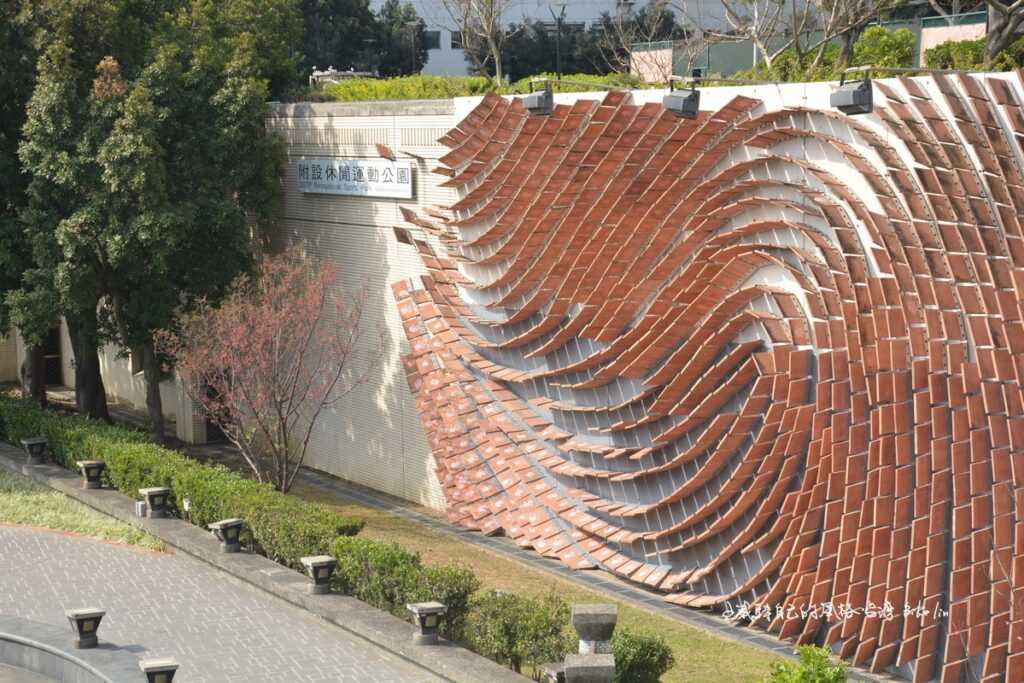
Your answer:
318;72;652;103
465;590;576;676
330;536;479;642
0;394;363;568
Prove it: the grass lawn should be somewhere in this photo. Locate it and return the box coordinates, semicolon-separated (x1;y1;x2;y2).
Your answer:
0;469;163;551
290;480;779;683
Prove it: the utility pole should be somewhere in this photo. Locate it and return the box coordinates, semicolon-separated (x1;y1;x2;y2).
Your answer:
406;20;419;74
550;1;568;81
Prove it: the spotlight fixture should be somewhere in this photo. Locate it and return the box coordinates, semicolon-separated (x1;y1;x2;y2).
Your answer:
523;80;553;116
831;74;873;115
664;77;700;120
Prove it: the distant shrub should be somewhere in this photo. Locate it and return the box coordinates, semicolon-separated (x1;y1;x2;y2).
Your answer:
924;37;987;70
465;590;575;677
313;72;652;102
762;645;846;683
511;72;651;93
924;36;1024;71
613;628;675;683
0;394;363;569
852;27;915;70
324;74;498;101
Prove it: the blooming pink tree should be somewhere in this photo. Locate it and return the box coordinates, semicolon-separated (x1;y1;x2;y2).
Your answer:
157;249;374;492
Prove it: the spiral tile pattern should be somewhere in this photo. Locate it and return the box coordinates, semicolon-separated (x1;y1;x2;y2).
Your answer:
393;73;1024;682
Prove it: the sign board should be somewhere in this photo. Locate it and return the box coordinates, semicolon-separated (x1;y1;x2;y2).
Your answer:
296;158;413;199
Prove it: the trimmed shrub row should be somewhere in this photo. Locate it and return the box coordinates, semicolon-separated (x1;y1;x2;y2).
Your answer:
328;537;676;682
0;394;363;568
330;536;479;642
1;394;675;679
318;72;651;103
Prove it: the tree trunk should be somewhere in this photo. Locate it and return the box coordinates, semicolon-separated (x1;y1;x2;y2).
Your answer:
142;342;165;443
488;34;503;83
836;31;855;71
986;5;1022;66
67;315;110;422
22;343;47;409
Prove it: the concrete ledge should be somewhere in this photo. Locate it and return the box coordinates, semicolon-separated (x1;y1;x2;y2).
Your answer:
0;447;525;683
0;614;141;683
266;98;456;119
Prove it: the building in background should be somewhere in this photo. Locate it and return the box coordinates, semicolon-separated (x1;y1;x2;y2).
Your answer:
630;9;988;82
369;0;658;76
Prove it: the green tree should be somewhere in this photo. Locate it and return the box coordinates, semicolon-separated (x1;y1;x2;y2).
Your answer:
17;0;288;435
851;26;915;69
16;0;167;421
0;1;42;404
376;0;427;77
489;20;595;83
300;0;378;74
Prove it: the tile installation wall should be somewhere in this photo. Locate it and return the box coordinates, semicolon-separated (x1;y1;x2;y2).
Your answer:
394;74;1024;682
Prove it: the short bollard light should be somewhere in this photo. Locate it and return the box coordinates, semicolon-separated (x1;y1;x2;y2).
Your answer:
65;607;105;649
20;437;48;465
300;555;337;594
138;487;171;518
76;460;106;489
208;518;244;553
407;601;447;645
139;658;179;683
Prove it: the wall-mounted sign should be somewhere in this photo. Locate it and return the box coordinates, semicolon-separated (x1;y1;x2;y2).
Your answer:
296;158;413;199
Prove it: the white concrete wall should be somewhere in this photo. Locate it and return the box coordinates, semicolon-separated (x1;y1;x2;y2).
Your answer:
96;344;178;418
264;99;464;509
0;334;17;383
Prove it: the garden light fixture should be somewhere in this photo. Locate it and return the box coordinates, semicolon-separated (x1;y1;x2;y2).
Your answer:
66;608;105;649
300;555;337;594
406;601;447;645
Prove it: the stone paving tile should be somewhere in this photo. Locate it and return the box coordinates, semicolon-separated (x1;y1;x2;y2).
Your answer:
0;526;441;683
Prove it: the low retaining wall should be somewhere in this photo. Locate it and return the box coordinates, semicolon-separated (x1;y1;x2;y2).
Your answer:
0;615;140;683
0;445;525;683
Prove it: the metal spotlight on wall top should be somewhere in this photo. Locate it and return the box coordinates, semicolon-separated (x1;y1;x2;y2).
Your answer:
831;77;873;115
523;80;554;116
664;76;700;120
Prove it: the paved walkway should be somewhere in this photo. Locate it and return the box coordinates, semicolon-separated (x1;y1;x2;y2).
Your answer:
0;526;441;683
0;665;49;683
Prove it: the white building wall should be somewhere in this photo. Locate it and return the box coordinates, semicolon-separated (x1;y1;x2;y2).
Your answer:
0;334;16;383
264;99;465;509
368;1;670;77
96;345;178;419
